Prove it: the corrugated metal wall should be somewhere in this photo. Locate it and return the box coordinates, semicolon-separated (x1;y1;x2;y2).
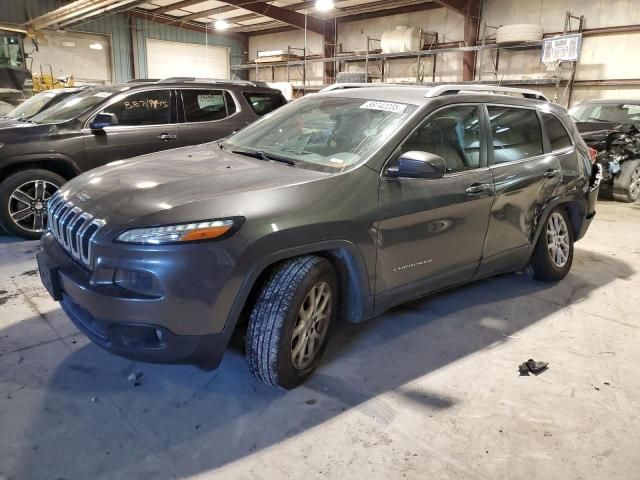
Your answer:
0;1;242;84
74;15;133;84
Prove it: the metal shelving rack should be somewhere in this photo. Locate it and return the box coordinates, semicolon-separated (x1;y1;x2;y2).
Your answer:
232;14;584;103
233;40;547;89
478;11;584;104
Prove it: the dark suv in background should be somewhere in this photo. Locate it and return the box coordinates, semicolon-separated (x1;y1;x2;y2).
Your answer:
0;87;86;125
0;78;286;238
37;85;600;389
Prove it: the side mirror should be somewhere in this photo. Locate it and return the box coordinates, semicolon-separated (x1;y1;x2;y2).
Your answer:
387;151;446;179
90;112;118;131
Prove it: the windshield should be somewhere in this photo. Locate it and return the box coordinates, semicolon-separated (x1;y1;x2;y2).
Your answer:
224;96;417;172
30;88;116;124
5;91;65;120
569;103;640;124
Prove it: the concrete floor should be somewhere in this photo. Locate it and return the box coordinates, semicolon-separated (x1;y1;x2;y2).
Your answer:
0;200;639;480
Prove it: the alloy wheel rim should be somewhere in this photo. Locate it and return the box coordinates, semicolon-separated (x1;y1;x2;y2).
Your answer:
8;180;59;233
630;167;640;199
291;281;332;370
546;212;570;268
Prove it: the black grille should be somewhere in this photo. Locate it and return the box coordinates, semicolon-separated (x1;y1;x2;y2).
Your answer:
47;193;104;268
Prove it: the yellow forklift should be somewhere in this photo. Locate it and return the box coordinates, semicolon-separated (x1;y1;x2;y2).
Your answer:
0;27;74;113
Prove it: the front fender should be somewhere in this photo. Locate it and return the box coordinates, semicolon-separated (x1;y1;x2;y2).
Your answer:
220;238;374;338
0;153;81;177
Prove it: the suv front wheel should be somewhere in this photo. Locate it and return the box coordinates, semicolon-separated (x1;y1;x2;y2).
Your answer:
246;256;337;389
0;169;65;240
530;207;574;281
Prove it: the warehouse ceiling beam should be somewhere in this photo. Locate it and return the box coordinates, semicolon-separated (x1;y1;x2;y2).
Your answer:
214;0;329;35
243;1;438;36
59;0;142;27
26;0;127;29
152;0;212;15
431;0;474;17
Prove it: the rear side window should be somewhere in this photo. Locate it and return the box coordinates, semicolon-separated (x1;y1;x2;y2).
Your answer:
181;89;229;122
242;92;286;116
225;92;237;115
542;113;573;151
488;106;543;164
102;90;171;126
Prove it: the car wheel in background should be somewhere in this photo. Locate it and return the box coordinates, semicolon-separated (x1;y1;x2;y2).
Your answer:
0;169;65;240
246;255;337;389
613;159;640;203
530;207;574;282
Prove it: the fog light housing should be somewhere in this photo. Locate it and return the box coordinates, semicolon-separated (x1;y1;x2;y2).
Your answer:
114;269;163;297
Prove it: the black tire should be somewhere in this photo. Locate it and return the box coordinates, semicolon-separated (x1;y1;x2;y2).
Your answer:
530;207;574;282
246;255;338;389
612;159;640;203
0;169;65;240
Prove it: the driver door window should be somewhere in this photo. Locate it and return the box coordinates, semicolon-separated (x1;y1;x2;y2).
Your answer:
101;90;171;126
398;105;483;174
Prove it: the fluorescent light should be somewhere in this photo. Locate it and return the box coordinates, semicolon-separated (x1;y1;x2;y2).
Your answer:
315;0;334;11
62;41;76;47
214;19;229;30
89;42;103;50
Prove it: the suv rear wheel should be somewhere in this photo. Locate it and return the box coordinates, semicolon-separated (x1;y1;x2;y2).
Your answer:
613;159;640;203
530;207;574;281
246;255;337;389
0;169;64;240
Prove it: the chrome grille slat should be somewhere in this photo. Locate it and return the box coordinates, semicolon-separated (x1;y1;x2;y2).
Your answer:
46;193;105;269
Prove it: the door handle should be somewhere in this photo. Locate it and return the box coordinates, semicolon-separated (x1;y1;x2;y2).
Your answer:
465;183;492;195
544;169;560;178
157;133;177;141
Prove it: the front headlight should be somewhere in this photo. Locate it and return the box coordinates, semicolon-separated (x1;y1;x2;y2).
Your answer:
116;218;240;245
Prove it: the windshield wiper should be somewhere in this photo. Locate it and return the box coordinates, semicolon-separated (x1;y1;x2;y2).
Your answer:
232;149;296;166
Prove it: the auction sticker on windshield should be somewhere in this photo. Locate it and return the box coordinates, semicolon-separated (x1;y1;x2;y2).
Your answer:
360;101;407;114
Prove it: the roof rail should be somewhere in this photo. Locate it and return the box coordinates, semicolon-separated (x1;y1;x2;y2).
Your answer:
425;84;548;101
320;82;408;92
156;77;270;88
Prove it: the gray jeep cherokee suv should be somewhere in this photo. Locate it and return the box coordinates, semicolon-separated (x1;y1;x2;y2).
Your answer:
37;85;600;389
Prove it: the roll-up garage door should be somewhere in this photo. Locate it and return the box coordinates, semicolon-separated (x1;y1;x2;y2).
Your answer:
145;39;230;80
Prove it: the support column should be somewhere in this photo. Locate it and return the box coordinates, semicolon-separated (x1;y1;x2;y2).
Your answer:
462;0;481;81
323;19;336;85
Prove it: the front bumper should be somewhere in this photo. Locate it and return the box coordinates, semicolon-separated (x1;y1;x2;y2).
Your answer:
37;232;246;367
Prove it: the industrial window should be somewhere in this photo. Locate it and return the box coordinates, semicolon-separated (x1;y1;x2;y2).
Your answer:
102;90;171;126
488;106;543;163
242;92;287;116
541;113;573;152
399;105;482;173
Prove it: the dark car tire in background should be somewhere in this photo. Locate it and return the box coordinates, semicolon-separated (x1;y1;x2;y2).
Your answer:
613;159;640;203
0;169;65;240
246;255;337;389
530;207;574;282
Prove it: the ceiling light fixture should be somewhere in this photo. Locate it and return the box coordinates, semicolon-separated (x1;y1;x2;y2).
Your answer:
315;0;334;11
214;19;229;30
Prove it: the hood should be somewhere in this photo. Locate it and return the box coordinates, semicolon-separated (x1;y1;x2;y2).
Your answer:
59;142;328;228
0;118;39;129
0;121;52;142
575;121;628;135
